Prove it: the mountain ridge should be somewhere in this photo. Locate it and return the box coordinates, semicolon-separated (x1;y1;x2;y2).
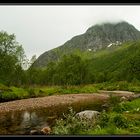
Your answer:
32;21;140;68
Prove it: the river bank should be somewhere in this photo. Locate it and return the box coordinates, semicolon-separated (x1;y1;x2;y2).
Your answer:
0;91;135;113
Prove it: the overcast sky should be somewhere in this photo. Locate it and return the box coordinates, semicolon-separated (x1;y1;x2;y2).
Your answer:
0;5;140;60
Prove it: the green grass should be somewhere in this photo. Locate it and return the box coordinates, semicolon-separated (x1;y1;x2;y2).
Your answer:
0;81;140;103
1;81;140;135
51;95;140;135
95;81;140;93
79;126;131;135
122;98;140;113
0;84;98;102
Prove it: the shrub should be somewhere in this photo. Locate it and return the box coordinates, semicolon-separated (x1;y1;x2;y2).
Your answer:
79;85;98;93
112;114;129;128
0;83;12;91
0;92;19;102
52;107;94;135
108;94;121;108
98;111;110;128
117;81;129;90
112;102;128;113
27;88;36;98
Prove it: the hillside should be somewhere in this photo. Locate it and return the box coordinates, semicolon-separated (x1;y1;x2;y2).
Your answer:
32;21;140;68
27;41;140;86
85;41;140;82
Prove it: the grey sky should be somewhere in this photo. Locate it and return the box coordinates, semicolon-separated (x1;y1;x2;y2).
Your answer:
0;5;140;60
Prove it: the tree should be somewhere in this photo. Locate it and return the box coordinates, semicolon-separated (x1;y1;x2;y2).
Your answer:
54;54;87;85
28;55;37;69
0;31;26;85
128;54;140;80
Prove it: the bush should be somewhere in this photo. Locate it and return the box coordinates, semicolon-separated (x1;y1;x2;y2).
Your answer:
27;88;36;98
108;94;121;108
79;85;98;93
120;82;129;90
112;114;129;128
0;83;12;91
98;111;110;128
112;102;128;113
52;107;94;135
0;92;19;102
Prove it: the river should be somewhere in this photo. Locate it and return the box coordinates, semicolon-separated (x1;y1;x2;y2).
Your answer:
0;99;105;135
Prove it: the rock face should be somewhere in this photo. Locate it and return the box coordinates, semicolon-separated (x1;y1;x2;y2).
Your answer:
32;21;140;68
75;110;100;120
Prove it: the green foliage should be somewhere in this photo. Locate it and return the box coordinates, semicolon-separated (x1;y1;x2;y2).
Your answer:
94;81;140;93
98;110;110;128
128;53;140;80
1;82;140;103
0;31;26;86
0;83;11;91
27;88;36;98
2;30;140;88
112;102;128;113
21;41;140;86
52;107;94;135
108;94;121;107
122;98;140;113
111;114;129;128
52;106;140;135
56;54;87;85
0;84;99;102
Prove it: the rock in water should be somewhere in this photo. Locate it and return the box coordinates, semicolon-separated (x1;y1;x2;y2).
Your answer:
30;130;40;135
41;127;51;135
120;96;127;102
76;110;100;120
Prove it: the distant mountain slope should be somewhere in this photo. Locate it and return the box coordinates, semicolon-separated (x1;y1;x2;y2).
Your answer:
32;21;140;68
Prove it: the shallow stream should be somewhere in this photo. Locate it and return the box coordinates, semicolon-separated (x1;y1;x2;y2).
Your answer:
0;99;105;135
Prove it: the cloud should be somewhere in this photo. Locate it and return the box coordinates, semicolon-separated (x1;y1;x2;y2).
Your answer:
0;5;140;59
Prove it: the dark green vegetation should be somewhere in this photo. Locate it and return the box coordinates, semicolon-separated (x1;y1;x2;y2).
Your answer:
1;22;140;101
27;41;140;86
1;81;140;102
26;22;140;86
52;97;140;135
0;31;26;86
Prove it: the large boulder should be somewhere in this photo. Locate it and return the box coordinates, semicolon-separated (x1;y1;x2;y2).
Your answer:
75;110;100;120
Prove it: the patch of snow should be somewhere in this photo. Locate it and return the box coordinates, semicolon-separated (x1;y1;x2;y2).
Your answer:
88;49;92;51
116;41;122;46
107;43;112;48
107;41;122;48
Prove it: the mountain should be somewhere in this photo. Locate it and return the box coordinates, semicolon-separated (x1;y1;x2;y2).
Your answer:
32;21;140;68
85;41;140;82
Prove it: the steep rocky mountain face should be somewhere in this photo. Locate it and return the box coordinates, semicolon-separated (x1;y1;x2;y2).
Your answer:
32;21;140;68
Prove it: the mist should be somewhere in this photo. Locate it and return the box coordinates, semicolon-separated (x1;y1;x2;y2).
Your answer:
0;5;140;60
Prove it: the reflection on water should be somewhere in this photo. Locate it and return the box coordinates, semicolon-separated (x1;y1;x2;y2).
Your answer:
0;110;49;135
0;99;105;135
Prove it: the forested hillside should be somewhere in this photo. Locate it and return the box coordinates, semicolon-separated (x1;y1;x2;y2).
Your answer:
27;41;140;85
